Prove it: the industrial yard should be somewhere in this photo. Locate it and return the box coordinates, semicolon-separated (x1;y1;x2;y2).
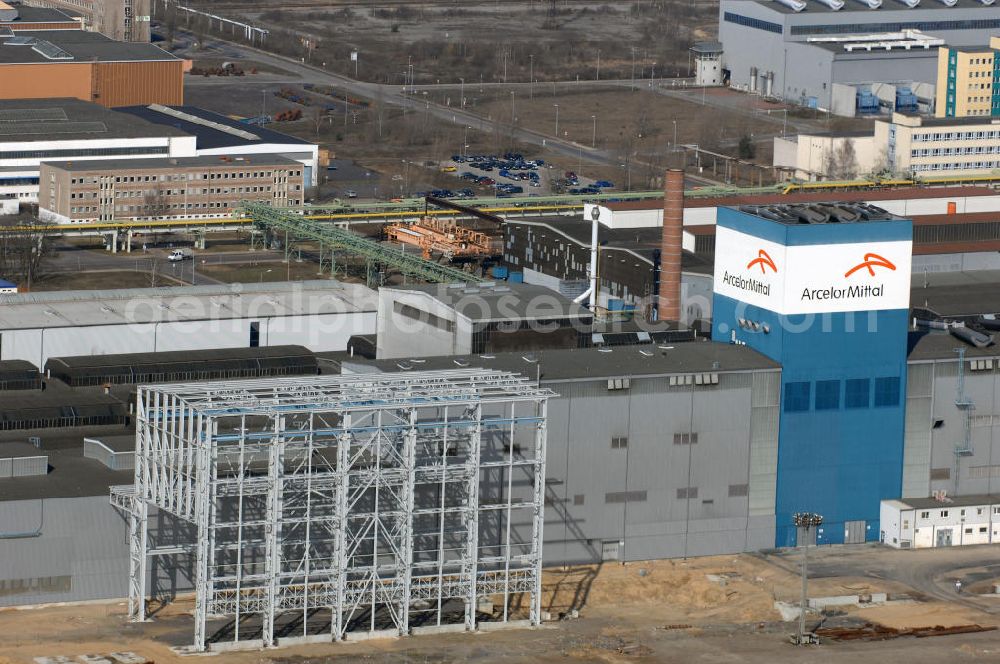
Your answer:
3;546;1000;663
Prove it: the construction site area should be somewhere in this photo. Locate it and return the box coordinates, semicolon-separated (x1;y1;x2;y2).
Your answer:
4;544;1000;663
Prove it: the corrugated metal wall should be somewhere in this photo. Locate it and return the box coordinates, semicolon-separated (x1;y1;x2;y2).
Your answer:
93;61;184;108
543;369;779;565
903;362;934;498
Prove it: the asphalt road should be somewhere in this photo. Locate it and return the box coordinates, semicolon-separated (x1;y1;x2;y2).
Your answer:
760;543;1000;614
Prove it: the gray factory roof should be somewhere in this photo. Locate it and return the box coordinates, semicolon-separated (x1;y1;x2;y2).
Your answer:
43;154;301;173
754;0;998;14
905;114;1000;127
0;427;134;502
0;98;189;142
0;6;79;23
690;41;723;53
384;282;592;322
344;342;780;382
0;30;180;64
892;494;1000;510
504;217;713;273
907;330;1000;362
736;202;896;225
117;105;315;150
0;280;376;331
910;274;1000;317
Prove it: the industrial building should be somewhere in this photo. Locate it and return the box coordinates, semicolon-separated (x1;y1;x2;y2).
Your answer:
712;202;912;546
0;3;82;30
880;495;1000;548
0;28;186;107
24;0;151;42
39;154;306;224
0;280;377;368
936;36;1000;118
774;112;1000;179
0;99;319;204
118;104;322;188
717;0;1000;114
375;282;593;360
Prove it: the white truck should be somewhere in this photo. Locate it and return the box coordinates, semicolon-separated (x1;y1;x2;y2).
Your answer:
168;249;192;262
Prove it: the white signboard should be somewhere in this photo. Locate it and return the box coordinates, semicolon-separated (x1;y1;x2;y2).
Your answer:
713;225;912;315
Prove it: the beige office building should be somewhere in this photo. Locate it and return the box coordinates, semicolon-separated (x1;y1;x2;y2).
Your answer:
39;155;304;224
935;37;1000;119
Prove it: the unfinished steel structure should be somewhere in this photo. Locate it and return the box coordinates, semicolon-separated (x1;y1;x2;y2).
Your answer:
110;370;552;651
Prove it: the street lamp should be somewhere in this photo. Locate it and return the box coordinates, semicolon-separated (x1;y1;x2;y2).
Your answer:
553;104;559;137
510;91;516;124
529;54;534;100
459;77;465;109
591;115;596;147
792;512;823;646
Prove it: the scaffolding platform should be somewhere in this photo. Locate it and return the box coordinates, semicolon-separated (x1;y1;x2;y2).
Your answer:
112;370;553;651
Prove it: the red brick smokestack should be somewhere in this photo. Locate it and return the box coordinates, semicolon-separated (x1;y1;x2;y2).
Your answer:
658;169;684;323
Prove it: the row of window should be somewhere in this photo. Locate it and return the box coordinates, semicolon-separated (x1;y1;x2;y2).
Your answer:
911;160;1000;172
68;198;301;214
598;484;749;505
911;130;1000;142
723;11;782;34
789;19;1000;36
69;169;302;184
911;145;1000;157
1;146;169;160
783;377;900;413
919;506;1000;519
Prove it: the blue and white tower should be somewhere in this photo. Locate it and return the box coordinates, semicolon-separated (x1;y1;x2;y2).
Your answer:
711;205;913;547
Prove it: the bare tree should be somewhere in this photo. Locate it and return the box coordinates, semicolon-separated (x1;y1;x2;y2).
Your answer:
823;139;859;180
0;214;51;289
142;184;170;220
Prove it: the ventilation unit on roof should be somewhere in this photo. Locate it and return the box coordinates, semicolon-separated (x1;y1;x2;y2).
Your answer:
815;0;845;9
775;0;807;10
853;0;882;7
147;104;260;141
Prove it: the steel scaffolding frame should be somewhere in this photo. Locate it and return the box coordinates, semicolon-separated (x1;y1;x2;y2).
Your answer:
111;370;552;651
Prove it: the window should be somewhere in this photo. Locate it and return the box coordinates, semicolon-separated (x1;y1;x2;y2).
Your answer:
605;491;646;504
965;528;973;535
980;527;988;534
723;11;782;34
611;436;628;449
940;510;949;517
845;378;870;409
815;380;840;410
573;494;584;506
874;377;901;407
784;382;810;412
920;511;929;519
930;468;951;481
677;487;698;500
673;433;698;445
607;378;631;390
728;484;749;497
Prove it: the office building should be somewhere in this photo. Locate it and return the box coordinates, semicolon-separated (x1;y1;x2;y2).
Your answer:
39;154;305;223
936;36;1000;118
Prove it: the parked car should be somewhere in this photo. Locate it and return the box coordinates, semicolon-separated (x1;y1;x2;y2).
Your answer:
440;165;457;173
594;180;615;188
345;190;358;198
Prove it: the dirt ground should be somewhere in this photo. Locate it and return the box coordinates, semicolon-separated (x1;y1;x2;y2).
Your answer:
3;551;1000;664
28;270;179;291
170;0;717;85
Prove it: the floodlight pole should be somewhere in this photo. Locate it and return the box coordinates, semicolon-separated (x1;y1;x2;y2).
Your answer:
792;511;823;646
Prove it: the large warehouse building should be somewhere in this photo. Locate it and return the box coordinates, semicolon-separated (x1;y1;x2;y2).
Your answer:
23;0;152;42
0;26;185;107
0;99;320;204
0;280;377;367
718;0;1000;114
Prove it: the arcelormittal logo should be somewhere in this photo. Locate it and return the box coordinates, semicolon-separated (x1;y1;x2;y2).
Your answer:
844;253;896;279
747;249;777;274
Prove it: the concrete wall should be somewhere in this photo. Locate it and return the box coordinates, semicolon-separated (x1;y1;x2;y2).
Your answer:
376;289;471;360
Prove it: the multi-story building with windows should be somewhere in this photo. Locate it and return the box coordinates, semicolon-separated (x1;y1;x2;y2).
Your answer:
936;36;1000;118
38;155;305;223
23;0;151;42
876;112;1000;176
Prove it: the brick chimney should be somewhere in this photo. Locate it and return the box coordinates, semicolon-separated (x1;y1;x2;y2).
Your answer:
657;169;684;323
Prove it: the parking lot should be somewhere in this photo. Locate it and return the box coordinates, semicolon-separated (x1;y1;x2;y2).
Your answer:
432;152;611;199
